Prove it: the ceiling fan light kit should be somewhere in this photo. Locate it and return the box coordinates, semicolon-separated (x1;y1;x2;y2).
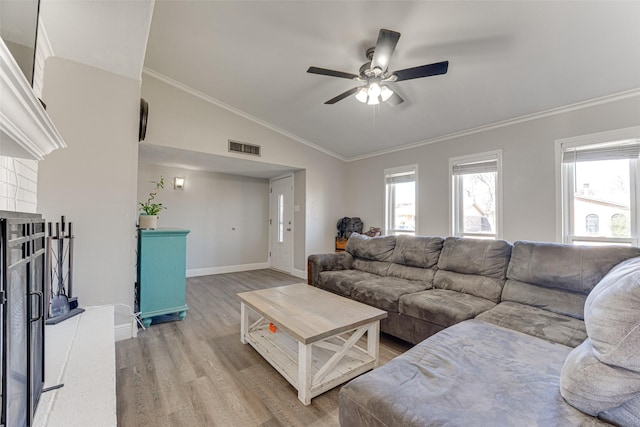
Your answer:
307;28;449;107
356;82;394;105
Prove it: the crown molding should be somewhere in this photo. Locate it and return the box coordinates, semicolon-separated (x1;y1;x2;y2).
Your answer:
347;88;640;162
0;38;66;160
142;67;347;162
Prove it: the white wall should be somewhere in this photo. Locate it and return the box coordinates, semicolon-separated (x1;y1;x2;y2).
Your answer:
38;57;140;333
141;74;347;269
138;163;270;275
293;170;306;273
346;94;640;243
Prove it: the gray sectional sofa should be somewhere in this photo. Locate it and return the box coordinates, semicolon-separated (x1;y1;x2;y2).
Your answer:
307;233;640;426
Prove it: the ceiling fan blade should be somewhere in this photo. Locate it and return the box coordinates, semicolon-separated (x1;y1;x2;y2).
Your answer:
385;92;404;107
371;29;401;72
324;87;360;104
307;66;359;80
393;61;449;82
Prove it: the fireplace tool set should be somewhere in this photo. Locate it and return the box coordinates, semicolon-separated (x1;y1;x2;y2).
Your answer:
45;215;84;324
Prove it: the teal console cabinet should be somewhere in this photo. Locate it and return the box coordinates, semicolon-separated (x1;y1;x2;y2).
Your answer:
137;228;190;327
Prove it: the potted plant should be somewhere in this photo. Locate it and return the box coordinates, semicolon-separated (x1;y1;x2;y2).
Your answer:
139;176;166;229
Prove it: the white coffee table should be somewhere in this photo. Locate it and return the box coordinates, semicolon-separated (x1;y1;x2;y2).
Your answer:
237;283;387;405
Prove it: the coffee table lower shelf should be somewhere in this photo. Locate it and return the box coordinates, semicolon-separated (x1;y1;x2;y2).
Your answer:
241;315;379;405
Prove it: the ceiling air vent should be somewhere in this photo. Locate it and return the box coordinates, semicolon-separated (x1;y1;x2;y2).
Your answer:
228;140;261;157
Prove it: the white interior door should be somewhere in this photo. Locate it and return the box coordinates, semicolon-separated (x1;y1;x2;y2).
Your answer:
270;176;293;273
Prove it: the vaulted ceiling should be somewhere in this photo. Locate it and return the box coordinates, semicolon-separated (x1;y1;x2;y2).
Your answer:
143;1;640;160
38;1;640;162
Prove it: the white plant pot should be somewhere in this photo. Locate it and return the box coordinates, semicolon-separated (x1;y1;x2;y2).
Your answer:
139;214;158;229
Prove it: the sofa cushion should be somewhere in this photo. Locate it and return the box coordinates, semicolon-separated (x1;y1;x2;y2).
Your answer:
387;263;435;283
584;256;640;372
307;252;353;286
560;339;640;417
476;301;586;347
339;320;604;427
433;270;503;303
346;233;396;261
390;235;444;268
437;237;512;279
502;278;587;320
560;257;640;422
507;241;640;294
351;258;392;276
351;278;430;312
601;394;640;427
399;289;496;328
317;270;380;296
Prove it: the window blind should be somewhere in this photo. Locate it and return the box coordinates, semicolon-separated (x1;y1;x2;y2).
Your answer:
452;159;497;175
562;141;640;163
385;171;415;184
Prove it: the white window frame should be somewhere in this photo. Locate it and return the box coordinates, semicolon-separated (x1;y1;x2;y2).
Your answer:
555;126;640;245
384;164;418;236
449;150;503;239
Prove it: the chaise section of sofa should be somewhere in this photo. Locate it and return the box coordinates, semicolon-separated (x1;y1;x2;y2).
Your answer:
339;319;609;426
477;241;640;347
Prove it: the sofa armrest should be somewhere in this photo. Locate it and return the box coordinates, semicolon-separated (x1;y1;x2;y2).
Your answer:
308;253;354;285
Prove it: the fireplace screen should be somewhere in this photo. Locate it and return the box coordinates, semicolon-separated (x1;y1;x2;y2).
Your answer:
1;214;45;427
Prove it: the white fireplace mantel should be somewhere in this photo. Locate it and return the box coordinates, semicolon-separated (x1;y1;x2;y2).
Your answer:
0;37;65;160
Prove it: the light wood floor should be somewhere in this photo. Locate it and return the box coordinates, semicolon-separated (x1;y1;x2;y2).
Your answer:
116;269;412;427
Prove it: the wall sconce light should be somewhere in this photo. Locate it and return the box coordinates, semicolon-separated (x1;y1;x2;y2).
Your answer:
174;177;185;190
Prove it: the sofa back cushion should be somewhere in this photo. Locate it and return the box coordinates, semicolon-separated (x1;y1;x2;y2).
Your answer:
390;235;444;269
560;256;640;420
433;270;504;302
437;237;512;278
506;241;640;294
387;263;435;284
501;279;587;320
351;258;392;277
347;233;396;262
560;339;640;417
434;237;513;302
585;256;640;372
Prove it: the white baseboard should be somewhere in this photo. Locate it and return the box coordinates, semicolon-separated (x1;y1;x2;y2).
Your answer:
187;262;270;278
114;319;137;341
292;268;307;280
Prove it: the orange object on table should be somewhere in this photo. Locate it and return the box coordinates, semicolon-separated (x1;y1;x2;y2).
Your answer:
269;322;277;333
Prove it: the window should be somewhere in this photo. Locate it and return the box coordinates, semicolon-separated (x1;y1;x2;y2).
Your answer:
385;165;417;236
559;127;640;246
450;151;502;239
585;214;599;234
277;194;284;243
611;213;629;238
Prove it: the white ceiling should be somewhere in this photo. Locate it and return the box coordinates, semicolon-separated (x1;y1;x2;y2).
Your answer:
33;1;640;168
138;144;298;179
143;1;640;160
39;0;154;81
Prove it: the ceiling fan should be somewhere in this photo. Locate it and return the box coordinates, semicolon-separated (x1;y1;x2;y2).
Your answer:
307;29;449;107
